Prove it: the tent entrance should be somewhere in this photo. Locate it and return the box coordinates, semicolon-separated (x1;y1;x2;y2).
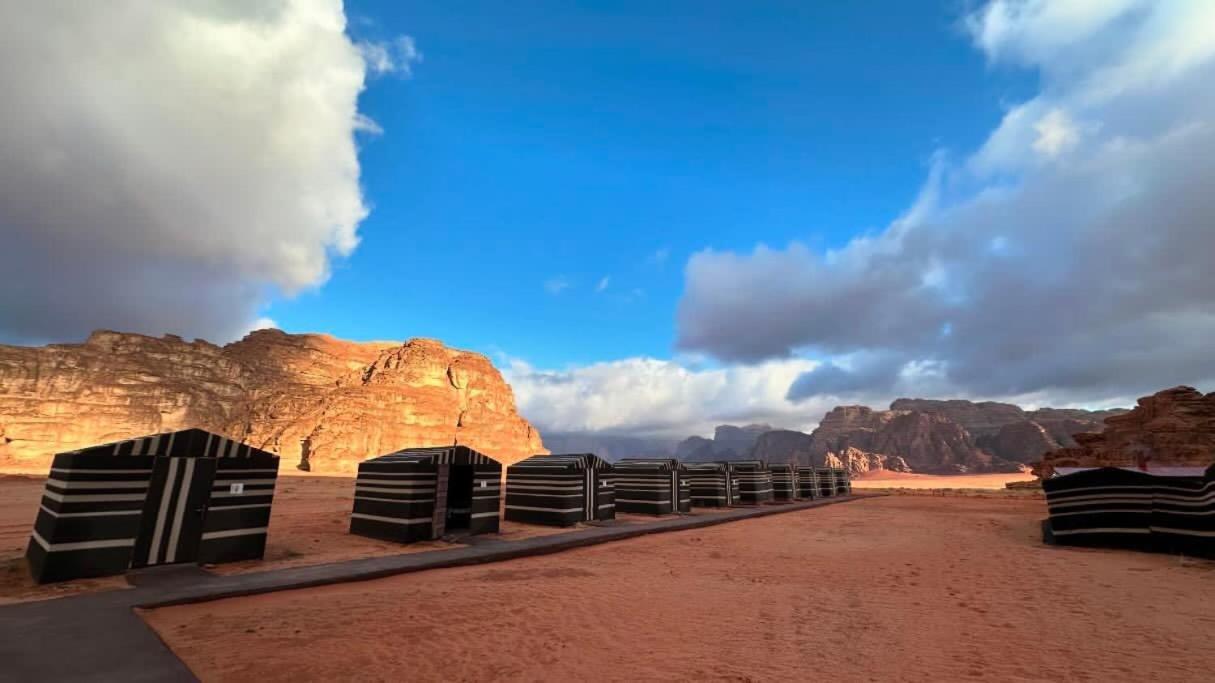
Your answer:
131;457;217;568
444;464;475;532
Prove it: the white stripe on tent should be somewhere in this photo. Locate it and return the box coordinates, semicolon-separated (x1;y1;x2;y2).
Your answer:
616;498;673;505
206;503;273;511
1149;526;1215;537
38;505;141;519
351;512;432;526
506;492;583;498
41;490;148;503
165;458;196;563
49;468;153;475
505;505;584;513
470;512;500;519
30;530;136;552
45;479;150;490
1051;527;1152;536
148;458;179;565
200;527;269;541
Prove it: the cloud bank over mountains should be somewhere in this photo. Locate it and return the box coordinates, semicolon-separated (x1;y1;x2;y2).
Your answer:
675;0;1215;409
0;0;404;344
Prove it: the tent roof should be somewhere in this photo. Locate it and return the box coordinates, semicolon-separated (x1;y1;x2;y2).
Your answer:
615;458;683;472
366;445;499;466
59;428;276;460
510;453;612;471
1051;465;1210;478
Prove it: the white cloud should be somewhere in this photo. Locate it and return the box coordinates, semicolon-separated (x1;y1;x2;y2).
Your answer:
505;356;825;438
248;317;279;333
357;35;422;77
676;0;1215;405
544;277;571;295
596;276;610;293
0;0;401;344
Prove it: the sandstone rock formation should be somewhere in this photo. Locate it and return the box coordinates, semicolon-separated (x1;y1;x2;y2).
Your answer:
822;446;912;474
0;329;545;474
1036;386;1215;475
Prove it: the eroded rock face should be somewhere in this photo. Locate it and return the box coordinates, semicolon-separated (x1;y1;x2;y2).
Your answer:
822;446;912;474
1037;386;1215;475
807;406;998;473
976;421;1061;465
0;329;545;473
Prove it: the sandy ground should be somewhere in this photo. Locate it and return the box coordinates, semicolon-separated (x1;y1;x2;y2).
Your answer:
146;496;1215;683
851;471;1037;489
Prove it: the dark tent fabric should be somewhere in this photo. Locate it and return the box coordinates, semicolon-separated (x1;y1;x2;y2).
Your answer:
1043;465;1214;557
612;459;691;515
505;454;615;526
769;464;798;502
796;467;820;500
833;468;852;496
815;468;837;498
730;460;774;504
350;445;501;544
26;429;279;584
684;462;733;507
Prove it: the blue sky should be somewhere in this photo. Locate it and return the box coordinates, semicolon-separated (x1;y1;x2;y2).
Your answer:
269;1;1033;367
5;1;1212;437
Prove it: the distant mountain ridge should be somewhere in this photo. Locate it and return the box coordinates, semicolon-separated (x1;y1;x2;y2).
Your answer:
552;398;1128;474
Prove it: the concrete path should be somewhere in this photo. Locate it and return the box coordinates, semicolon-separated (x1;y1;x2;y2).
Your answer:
0;494;871;682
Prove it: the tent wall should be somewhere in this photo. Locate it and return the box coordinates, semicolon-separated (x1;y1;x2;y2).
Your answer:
769;465;798;502
730;462;774;505
1043;466;1214;557
504;454;614;527
795;467;819;500
613;459;688;515
815;468;836;498
350;446;501;543
26;429;279;584
833;468;851;496
684;463;732;507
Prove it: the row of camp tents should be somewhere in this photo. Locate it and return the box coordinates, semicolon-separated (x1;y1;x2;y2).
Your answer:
26;429;852;583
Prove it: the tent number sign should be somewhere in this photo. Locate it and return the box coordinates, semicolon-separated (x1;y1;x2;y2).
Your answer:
229;482;244;495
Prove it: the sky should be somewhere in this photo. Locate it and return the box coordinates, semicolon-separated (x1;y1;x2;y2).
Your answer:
2;1;1214;439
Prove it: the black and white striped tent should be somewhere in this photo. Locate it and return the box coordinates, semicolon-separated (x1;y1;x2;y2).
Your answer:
26;429;279;584
730;460;775;504
815;468;837;498
769;464;798;502
612;459;692;515
833;468;852;496
1043;465;1215;557
350;445;501;543
505;454;615;526
684;461;734;507
796;466;820;500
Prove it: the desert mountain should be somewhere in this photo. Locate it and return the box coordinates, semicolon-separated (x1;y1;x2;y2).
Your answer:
542;432;677;463
1036;386;1215;475
0;329;545;473
676;424;771;462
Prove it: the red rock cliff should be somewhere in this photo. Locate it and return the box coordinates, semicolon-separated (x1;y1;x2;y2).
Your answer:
1036;386;1215;475
0;329;545;473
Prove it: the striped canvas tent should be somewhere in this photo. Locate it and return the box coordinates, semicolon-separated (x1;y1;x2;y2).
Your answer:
1043;465;1215;557
26;429;279;584
350;445;501;544
796;466;820;500
816;467;837;498
730;460;775;505
769;464;798;502
683;461;733;507
833;468;852;495
505;454;615;526
612;459;691;515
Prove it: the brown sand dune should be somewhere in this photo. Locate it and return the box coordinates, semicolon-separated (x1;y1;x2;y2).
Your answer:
144;496;1215;682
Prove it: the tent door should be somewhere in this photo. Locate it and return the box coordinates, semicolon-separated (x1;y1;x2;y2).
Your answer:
132;457;217;568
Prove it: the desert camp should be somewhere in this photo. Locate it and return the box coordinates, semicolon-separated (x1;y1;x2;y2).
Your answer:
611;458;692;515
504;453;616;526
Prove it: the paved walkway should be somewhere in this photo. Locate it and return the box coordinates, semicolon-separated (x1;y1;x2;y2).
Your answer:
0;495;871;682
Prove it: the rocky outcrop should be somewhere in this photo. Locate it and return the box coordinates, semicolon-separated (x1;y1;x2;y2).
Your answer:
976;421;1061;465
806;406;1009;473
823;446;912;475
0;329;545;473
1037;386;1215;475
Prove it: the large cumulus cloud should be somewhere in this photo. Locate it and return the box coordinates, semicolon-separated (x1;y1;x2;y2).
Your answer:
677;0;1215;405
0;1;410;344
